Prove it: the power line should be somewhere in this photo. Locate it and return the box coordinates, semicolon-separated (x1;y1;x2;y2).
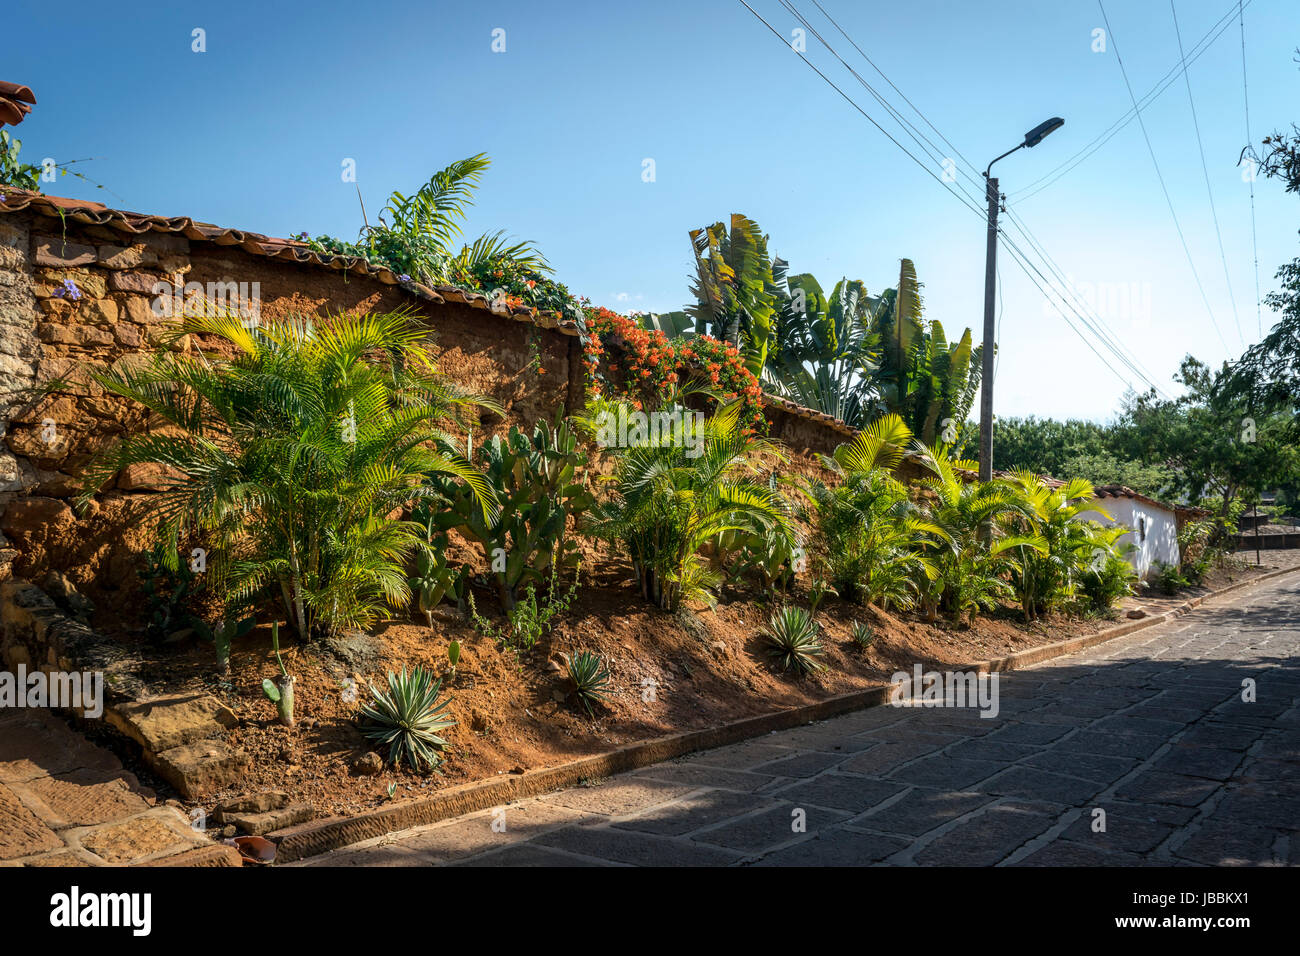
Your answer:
1240;0;1263;338
785;0;1169;394
1096;0;1231;355
1170;0;1244;348
1002;207;1171;396
1013;0;1254;201
998;235;1145;395
775;0;987;202
733;0;988;223
741;0;1174;401
999;225;1169;395
803;0;985;187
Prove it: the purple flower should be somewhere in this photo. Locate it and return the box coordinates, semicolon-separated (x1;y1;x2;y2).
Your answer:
54;279;82;301
398;274;411;283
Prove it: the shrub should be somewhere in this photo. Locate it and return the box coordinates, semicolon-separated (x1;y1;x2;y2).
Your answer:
591;402;792;610
761;606;826;675
1152;561;1191;595
359;666;457;772
468;561;580;651
1081;552;1136;611
581;307;767;434
81;309;496;640
428;417;590;612
564;650;611;716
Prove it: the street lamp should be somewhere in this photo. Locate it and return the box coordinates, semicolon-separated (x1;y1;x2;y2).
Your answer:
978;116;1064;482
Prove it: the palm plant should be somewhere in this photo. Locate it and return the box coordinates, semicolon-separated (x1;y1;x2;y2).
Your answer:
911;443;1045;625
359;666;457;772
81;308;496;639
1003;471;1126;620
590;401;793;610
807;467;939;611
307;154;548;287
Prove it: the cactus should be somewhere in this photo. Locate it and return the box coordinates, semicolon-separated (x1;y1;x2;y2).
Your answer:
429;417;592;612
409;535;468;626
447;639;461;679
260;622;296;727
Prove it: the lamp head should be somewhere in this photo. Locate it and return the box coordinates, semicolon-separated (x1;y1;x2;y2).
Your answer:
1023;117;1064;148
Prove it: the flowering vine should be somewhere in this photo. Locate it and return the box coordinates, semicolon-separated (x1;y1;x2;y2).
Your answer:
580;306;767;434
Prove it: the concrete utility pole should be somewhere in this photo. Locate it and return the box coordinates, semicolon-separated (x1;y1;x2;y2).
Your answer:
979;117;1064;482
979;173;1000;482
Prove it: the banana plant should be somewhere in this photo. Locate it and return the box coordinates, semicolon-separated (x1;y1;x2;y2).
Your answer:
867;260;983;445
684;214;782;377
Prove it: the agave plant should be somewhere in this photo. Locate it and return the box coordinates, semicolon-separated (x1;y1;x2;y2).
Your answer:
358;666;457;772
79;308;497;640
850;620;875;649
564;650;611;717
761;606;826;675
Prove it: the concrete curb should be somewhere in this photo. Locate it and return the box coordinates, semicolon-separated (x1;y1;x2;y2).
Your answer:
267;564;1300;864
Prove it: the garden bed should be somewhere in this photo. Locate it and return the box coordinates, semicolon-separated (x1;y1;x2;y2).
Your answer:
87;568;1148;820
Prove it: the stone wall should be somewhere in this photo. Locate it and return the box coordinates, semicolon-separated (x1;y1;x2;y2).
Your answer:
0;201;850;614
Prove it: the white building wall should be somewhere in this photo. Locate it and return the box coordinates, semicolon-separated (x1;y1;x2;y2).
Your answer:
1079;498;1180;579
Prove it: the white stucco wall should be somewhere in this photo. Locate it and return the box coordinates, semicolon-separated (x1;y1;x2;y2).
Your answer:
1079;497;1180;579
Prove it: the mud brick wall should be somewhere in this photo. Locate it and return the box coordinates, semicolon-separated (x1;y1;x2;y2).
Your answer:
0;202;851;613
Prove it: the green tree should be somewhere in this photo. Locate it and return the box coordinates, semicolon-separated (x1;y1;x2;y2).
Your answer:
1118;356;1300;515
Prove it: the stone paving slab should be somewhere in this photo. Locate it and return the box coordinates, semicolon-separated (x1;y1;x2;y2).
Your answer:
0;708;229;866
295;569;1300;867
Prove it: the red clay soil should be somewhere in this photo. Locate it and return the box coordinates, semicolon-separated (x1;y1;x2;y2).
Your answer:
89;556;1143;821
81;552;1288;821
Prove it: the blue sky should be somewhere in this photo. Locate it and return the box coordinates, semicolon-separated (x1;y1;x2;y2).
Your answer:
8;0;1298;421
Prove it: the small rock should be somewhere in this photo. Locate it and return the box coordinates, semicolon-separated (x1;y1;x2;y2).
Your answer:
221;825;237;838
544;659;564;675
710;641;729;657
1126;608;1148;620
350;752;383;776
227;803;314;835
214;791;290;822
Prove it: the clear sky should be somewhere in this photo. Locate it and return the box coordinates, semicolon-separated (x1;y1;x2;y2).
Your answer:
7;0;1298;422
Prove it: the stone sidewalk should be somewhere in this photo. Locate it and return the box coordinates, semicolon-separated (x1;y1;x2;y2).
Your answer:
296;569;1300;867
0;708;235;866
